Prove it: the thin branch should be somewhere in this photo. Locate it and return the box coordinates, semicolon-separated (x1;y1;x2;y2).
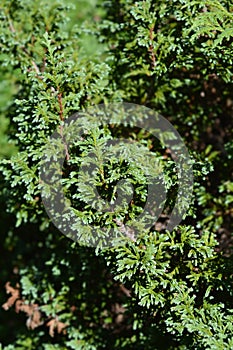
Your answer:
58;92;70;161
31;60;41;75
114;219;136;242
148;24;156;69
58;93;64;121
8;19;16;33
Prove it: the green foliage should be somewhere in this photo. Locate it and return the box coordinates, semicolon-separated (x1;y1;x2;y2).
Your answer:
0;0;232;349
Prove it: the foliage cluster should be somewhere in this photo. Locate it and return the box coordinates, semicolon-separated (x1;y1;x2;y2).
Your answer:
0;0;232;349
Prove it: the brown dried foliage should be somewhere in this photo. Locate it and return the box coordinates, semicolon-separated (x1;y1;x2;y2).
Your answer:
2;282;67;336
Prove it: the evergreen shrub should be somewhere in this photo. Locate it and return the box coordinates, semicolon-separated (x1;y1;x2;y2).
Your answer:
0;0;232;349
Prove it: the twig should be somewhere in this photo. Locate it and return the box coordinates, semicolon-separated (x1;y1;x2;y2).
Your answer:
57;92;70;161
114;219;136;242
58;93;64;121
31;60;41;75
8;19;16;33
148;24;156;69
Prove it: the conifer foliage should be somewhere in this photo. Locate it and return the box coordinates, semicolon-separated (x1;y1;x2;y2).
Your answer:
0;0;232;349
